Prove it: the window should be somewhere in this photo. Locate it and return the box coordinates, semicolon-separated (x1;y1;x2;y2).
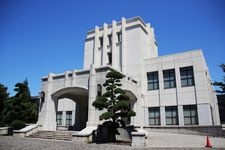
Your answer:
147;71;159;90
117;32;122;43
183;105;198;125
180;66;195;87
149;107;160;125
97;84;102;96
56;111;62;125
107;52;112;65
163;69;176;89
99;37;103;47
108;34;112;45
166;106;178;125
66;111;72;125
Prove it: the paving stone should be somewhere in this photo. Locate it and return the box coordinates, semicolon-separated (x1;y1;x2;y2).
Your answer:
0;133;225;150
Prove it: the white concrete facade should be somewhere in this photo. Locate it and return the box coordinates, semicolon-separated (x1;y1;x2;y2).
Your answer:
56;98;76;129
37;16;220;131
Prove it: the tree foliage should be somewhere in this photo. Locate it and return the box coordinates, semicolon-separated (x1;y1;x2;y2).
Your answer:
0;84;9;125
213;64;225;94
2;79;38;125
92;70;136;123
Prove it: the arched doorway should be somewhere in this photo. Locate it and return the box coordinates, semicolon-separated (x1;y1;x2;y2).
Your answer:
52;87;88;131
122;90;137;125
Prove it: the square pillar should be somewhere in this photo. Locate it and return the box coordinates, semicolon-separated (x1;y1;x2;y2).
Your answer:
178;105;184;126
62;111;66;126
160;106;166;126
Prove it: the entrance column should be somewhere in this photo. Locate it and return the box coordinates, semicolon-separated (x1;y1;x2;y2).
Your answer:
87;64;98;126
38;73;57;131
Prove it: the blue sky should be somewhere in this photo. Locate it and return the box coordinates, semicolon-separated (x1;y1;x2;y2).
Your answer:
0;0;225;96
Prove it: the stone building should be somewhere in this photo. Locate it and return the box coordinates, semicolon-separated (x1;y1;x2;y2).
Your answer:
37;17;220;131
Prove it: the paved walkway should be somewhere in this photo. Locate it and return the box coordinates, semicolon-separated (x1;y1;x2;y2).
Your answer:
0;132;225;150
147;132;225;148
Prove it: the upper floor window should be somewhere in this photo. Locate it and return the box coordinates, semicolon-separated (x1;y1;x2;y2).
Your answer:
147;71;159;90
107;52;112;65
117;32;122;43
99;37;103;47
165;106;178;125
180;66;195;87
97;84;102;96
183;105;198;125
108;34;112;45
149;107;160;125
163;69;176;89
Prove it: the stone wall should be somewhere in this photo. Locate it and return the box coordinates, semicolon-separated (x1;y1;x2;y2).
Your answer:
142;125;223;137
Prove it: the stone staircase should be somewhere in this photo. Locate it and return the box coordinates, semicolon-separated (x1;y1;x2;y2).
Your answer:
27;130;73;141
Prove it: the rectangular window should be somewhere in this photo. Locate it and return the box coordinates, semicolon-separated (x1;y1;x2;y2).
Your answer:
183;105;198;125
166;106;178;125
149;107;160;125
180;66;195;87
99;37;103;47
97;84;102;96
56;111;62;125
108;34;112;45
66;111;72;125
147;71;159;90
163;69;176;89
107;52;112;65
117;32;122;43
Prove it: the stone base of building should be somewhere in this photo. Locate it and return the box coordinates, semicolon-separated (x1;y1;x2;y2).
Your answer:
142;125;223;137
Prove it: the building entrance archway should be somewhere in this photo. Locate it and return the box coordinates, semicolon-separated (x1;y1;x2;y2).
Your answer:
122;90;137;125
52;87;88;131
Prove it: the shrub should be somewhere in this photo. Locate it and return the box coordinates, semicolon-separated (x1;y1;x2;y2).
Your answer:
11;120;26;130
0;121;5;127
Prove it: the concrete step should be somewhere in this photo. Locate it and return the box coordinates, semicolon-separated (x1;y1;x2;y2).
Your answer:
27;130;73;141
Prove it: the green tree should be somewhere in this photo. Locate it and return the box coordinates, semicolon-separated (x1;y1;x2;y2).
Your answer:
2;79;38;125
92;70;136;141
213;64;225;94
0;83;9;126
93;70;136;123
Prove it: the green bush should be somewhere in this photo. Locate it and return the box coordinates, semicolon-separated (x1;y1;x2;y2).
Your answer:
11;120;26;130
0;121;5;127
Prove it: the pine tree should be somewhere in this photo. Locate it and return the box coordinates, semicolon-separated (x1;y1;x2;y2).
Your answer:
2;79;37;125
0;84;9;126
213;64;225;94
92;70;136;124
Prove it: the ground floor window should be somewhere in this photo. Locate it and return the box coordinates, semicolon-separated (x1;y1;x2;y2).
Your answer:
149;107;160;125
165;106;178;125
66;111;72;125
183;105;198;125
56;111;62;125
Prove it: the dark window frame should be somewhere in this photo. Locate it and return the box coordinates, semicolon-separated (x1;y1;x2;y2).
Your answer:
147;71;159;90
149;107;161;125
117;32;122;43
165;106;178;125
163;69;176;89
97;84;102;96
99;37;103;47
66;111;72;125
180;66;195;87
56;111;63;125
107;52;112;65
183;105;198;125
108;34;112;45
